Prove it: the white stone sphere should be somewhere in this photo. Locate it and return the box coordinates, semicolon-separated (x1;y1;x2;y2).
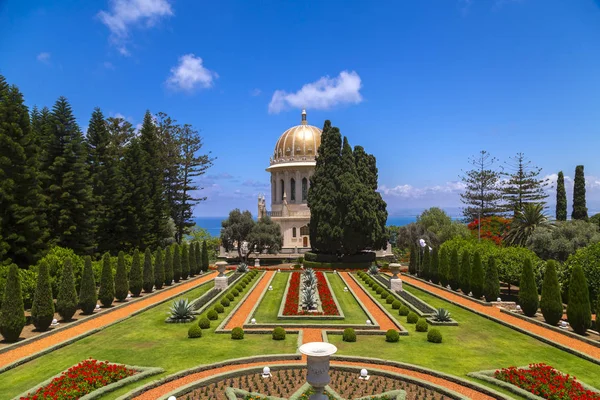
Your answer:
168;396;177;400
497;297;502;302
95;304;100;310
366;320;372;325
263;366;270;375
516;305;521;311
251;318;256;324
52;318;58;325
360;368;368;377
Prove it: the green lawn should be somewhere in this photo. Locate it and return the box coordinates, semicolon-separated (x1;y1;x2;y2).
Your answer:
251;272;369;325
0;276;299;399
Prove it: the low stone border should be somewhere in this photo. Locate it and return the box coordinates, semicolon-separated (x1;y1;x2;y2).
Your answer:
404;274;492;307
397;289;437;316
191;272;246;316
426;318;459;326
215;271;265;333
11;362;164;400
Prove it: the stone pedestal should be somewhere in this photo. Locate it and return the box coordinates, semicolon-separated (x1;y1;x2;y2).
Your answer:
215;276;229;291
299;342;338;400
215;261;227;277
389;263;401;279
254;258;260;267
391;278;403;292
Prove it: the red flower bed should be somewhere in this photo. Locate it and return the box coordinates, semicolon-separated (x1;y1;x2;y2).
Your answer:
468;216;511;245
494;363;600;400
316;272;339;315
282;272;339;316
21;359;136;400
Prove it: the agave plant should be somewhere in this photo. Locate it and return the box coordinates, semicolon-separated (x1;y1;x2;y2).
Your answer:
301;285;318;310
302;268;317;288
434;308;451;322
368;265;380;275
237;263;248;273
166;299;196;323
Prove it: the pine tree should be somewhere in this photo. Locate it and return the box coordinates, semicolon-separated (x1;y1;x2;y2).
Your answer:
556;171;567;221
500;153;549;215
143;248;154;293
31;260;54;331
459;250;471;294
164;246;173;286
114;251;129;301
540;260;563;326
79;256;97;314
439;247;449;287
0;264;25;342
484;256;500;302
154;248;165;289
195;241;202;273
98;253;114;307
460;150;503;222
57;258;78;320
430;248;439;284
0;80;48;267
202;240;209;272
188;242;196;276
129;249;143;296
173;244;181;282
409;244;417;275
470;251;484;299
518;258;539;317
572;165;588;221
449;248;460;291
566;264;592;335
180;244;189;280
421;247;430;280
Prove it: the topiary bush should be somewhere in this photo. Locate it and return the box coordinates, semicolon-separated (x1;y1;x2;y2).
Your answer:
470;251;484;299
386;294;395;304
0;264;25;342
519;258;539;317
129;249;143;296
399;306;410;316
380;291;388;299
459;250;471;295
407;312;419;324
154;248;165;290
385;329;399;342
416;318;429;332
375;286;383;295
31;261;54;332
79;256;97;315
114;251;129;301
392;300;402;309
427;328;443;343
164;246;173;286
484;256;500;302
272;326;286;340
343;327;356;342
567;264;592;335
143;248;154;293
172;244;181;283
188;324;202;338
57;258;79;320
214;304;224;313
226;293;235;301
540;260;563;326
232;289;239;297
221;298;230;307
231;327;244;340
207;310;218;320
198;316;211;329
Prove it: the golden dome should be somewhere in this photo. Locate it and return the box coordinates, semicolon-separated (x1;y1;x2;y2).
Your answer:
272;110;322;163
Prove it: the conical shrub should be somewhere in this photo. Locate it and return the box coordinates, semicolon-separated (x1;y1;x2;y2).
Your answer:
0;264;25;342
540;260;563;326
518;258;539;317
57;258;78;320
430;248;439;284
164;246;173;286
448;248;460;291
154;248;164;290
143;248;154;293
484;256;500;302
596;293;600;332
173;244;181;283
470;251;484;299
31;261;55;331
421;247;430;281
439;247;449;287
409;244;417;275
459;250;471;294
79;256;97;314
130;249;143;296
181;244;189;280
202;240;209;272
114;251;129;301
195;242;202;273
189;243;197;276
567;264;592;335
98;253;114;307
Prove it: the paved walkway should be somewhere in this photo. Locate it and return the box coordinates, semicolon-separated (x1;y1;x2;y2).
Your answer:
400;274;600;361
0;272;217;369
224;271;274;329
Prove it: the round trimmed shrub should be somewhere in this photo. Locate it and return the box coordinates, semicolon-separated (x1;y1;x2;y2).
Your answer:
386;294;395;304
232;289;240;297
198;317;210;329
214;304;224;313
398;306;410;316
231;327;244;340
236;284;244;291
416;318;429;332
427;328;443;343
240;281;247;289
392;300;402;310
226;293;235;302
385;329;400;343
221;298;230;307
207;310;218;320
343;328;356;342
188;324;202;338
375;287;383;295
272;326;286;340
407;312;419;324
380;291;388;299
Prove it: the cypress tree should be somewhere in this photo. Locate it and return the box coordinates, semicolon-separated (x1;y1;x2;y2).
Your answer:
57;259;78;320
572;165;588;221
409;244;417;275
518;258;539;317
164;246;173;286
421;247;430;280
98;253;114;307
484;256;500;302
114;251;129;301
540;260;563;326
173;244;182;282
0;264;25;342
202;240;209;272
566;264;592;335
556;171;567;221
195;241;202;273
154;248;164;290
79;256;97;314
596;293;600;332
430;248;439;284
181;244;189;280
459;250;471;294
470;251;484;299
448;248;460;291
143;248;154;293
31;261;54;331
439;247;449;287
129;249;143;296
188;243;196;276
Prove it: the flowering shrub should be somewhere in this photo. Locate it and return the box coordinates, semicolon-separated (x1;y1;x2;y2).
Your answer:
468;216;511;245
282;272;339;315
494;363;600;400
21;359;136;400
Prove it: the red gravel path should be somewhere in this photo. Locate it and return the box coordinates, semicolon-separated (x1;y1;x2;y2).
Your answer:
224;271;274;329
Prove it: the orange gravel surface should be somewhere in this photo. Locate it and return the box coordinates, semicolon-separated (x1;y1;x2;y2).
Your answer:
339;272;401;331
302;328;323;344
224;271;274;329
401;274;600;361
0;272;217;369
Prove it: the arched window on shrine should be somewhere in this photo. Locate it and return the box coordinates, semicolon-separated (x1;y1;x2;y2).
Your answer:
290;178;296;202
292;227;297;237
302;177;308;201
280;179;284;201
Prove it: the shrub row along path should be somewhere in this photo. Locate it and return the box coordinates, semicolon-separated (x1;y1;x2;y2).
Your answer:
225;270;275;329
0;271;217;369
400;274;600;361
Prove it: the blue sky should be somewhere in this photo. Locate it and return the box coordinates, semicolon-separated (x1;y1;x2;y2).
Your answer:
2;0;600;217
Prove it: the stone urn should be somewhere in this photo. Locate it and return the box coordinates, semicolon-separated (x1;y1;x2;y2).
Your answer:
389;263;401;279
299;342;338;400
215;261;227;277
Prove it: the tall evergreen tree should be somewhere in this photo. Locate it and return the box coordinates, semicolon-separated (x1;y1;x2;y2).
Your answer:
555;171;567;221
188;242;196;276
143;248;154;293
57;258;78;320
540;260;563;326
439;247;449;287
460;150;503;223
501;153;549;215
164;246;173;286
483;256;500;302
31;260;54;331
129;249;143;296
421;247;430;280
449;248;460;291
470;251;484;299
459;250;471;294
572;165;588;221
518;258;539;317
172;244;181;283
154;248;164;289
409;244;417;275
567;264;591;335
195;241;202;273
596;293;600;333
0;264;25;342
98;253;114;307
202;240;209;272
79;256;97;314
430;248;439;284
114;251;129;301
180;244;189;280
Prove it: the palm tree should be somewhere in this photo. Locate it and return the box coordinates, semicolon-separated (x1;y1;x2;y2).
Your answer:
504;203;552;246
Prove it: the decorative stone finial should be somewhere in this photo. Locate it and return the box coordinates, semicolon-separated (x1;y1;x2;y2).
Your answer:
301;109;307;125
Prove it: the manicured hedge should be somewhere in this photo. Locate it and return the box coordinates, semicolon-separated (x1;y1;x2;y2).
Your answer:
188;324;202;338
343;328;356;342
416;318;429;332
385;329;399;342
231;327;244;340
428;328;443;343
272;327;286;340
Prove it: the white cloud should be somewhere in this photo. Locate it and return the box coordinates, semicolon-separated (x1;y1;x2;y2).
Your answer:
166;54;218;92
268;70;363;114
37;52;51;64
98;0;173;55
379;181;466;199
251;88;262;97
